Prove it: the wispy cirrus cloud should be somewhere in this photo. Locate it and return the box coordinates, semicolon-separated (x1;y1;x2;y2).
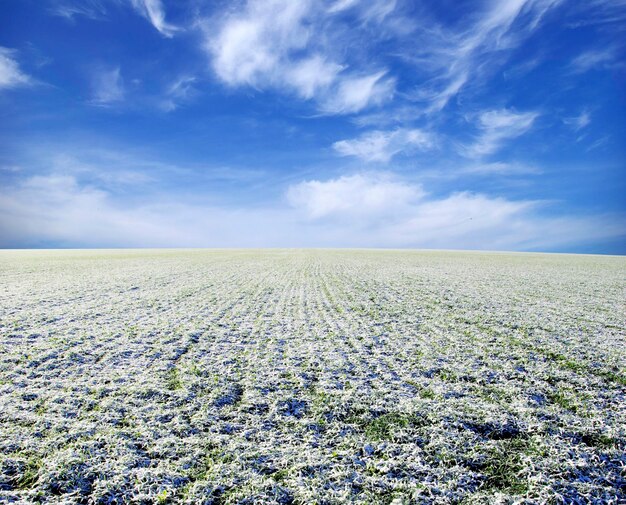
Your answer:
0;47;32;89
462;108;539;158
569;48;619;73
89;66;124;106
568;0;626;27
328;0;398;23
409;0;564;113
333;128;434;162
129;0;178;37
459;161;541;175
51;0;178;36
159;76;197;111
6;142;266;196
319;71;395;115
47;151;155;188
204;0;395;114
49;0;107;20
563;110;591;131
90;69;198;112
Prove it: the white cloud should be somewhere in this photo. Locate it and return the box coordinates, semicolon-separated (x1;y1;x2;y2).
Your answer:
333;128;434;162
159;76;197;111
208;0;311;86
327;0;359;14
463;109;539;158
320;71;395;114
356;0;398;23
205;0;395;114
286;56;344;100
48;152;155;187
0;47;32;89
586;136;610;152
52;1;177;36
0;173;291;248
0;171;623;250
327;0;398;22
287;173;424;219
570;49;617;73
569;0;626;27
422;73;468;115
459;161;541;175
563;111;591;131
409;0;563;112
50;0;107;20
0;164;23;172
90;66;124;106
285;172;625;250
129;0;178;37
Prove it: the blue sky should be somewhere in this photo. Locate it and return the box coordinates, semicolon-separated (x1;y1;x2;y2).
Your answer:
0;0;624;252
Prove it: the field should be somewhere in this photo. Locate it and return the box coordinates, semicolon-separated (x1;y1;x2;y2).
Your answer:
0;249;624;504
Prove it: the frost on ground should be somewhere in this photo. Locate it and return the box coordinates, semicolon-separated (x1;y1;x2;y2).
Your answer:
0;249;624;504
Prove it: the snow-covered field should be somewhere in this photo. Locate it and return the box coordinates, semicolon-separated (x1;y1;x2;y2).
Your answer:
0;249;624;504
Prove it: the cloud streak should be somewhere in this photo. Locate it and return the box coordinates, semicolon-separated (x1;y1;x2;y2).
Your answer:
159;76;197;111
51;0;177;36
563;110;591;131
89;66;124;106
463;109;539;158
0;47;32;89
409;0;564;112
129;0;178;37
570;48;618;73
49;0;107;20
333;128;434;162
